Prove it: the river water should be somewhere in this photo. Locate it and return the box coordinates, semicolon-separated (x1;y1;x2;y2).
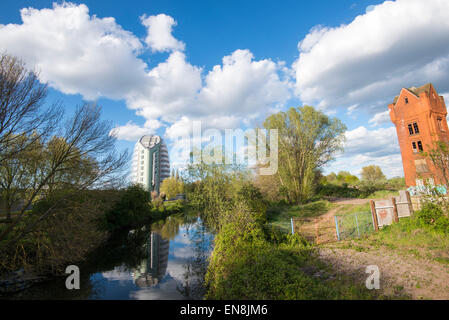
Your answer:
5;213;214;300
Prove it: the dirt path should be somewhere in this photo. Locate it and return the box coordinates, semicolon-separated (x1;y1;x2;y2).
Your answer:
308;198;449;299
317;246;449;299
314;197;374;223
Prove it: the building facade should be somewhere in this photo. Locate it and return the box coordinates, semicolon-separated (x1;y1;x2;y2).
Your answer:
132;231;169;288
388;83;449;187
131;135;170;194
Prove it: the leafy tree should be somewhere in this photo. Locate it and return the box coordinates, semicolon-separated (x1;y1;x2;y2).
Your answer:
336;171;359;185
0;102;128;244
262;106;346;203
425;140;449;186
385;177;406;191
160;176;184;200
104;184;152;230
361;165;386;182
325;172;337;183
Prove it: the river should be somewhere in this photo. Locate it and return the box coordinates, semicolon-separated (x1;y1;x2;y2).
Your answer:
4;213;214;300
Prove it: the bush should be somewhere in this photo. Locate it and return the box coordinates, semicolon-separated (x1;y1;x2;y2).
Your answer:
104;185;152;231
317;183;362;198
416;202;449;234
0;190;118;274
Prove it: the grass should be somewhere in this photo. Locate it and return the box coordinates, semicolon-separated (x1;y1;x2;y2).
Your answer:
364;190;400;199
206;223;400;300
332;215;449;265
266;200;334;233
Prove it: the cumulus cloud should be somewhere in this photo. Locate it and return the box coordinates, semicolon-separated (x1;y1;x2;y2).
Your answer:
141;14;185;53
325;126;403;178
197;50;291;119
0;2;147;100
110;120;162;141
295;0;449;114
368;110;390;127
0;3;291;144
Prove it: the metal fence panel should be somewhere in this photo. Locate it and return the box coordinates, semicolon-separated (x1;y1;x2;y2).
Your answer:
335;211;374;240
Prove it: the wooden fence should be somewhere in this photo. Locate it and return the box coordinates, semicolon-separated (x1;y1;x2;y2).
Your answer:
370;190;414;230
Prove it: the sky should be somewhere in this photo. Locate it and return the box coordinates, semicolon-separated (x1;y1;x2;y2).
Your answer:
1;0;449;179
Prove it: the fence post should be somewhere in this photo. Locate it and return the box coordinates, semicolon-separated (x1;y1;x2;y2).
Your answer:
355;213;360;238
391;197;399;223
334;216;340;241
370;200;379;232
405;190;414;216
291;217;294;235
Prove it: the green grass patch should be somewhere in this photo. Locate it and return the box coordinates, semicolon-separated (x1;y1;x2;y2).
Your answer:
205;223;401;300
364;190;399;199
335;215;449;265
335;203;371;216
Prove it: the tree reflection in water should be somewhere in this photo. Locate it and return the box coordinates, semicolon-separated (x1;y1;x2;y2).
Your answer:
176;217;214;299
2;212;214;300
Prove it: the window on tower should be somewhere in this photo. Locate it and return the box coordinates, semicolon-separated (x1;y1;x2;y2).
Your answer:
408;122;420;135
437;117;445;131
417;141;423;152
405;97;409;104
412;142;417;153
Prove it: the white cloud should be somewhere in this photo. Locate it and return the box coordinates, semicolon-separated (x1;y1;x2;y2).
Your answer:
0;2;292;154
0;2;147;100
128;51;203;123
141;14;185;53
295;0;449;114
198;49;291;119
326;126;403;178
110;120;162;141
344;126;399;158
368;110;390;127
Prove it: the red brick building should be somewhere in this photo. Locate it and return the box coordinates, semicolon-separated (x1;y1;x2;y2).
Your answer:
388;83;449;187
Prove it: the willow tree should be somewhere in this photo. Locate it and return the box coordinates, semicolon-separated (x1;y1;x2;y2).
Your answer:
263;106;346;203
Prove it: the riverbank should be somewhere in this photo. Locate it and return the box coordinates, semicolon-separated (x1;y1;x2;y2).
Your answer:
0;186;185;296
1;212;213;300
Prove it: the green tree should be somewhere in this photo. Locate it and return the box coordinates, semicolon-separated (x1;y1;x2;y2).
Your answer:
325;172;337;184
263;106;346;203
361;165;386;182
104;184;152;230
336;171;359;185
0;103;128;245
160;176;184;200
425;140;449;186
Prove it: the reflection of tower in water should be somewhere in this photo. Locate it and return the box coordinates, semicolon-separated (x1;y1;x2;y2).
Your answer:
133;232;169;287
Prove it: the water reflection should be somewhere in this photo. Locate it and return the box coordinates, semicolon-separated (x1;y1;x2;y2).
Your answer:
2;213;213;300
133;232;170;288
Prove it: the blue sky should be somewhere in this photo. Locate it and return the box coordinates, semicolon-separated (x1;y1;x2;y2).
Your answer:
1;0;449;178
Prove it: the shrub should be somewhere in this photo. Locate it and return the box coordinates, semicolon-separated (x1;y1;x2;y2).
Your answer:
416;202;449;234
0;190;118;274
104;184;152;231
317;183;362;198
